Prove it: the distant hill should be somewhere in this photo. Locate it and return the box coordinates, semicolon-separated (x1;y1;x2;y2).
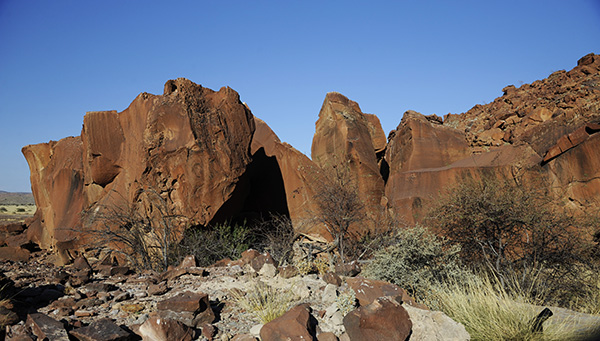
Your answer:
0;191;35;205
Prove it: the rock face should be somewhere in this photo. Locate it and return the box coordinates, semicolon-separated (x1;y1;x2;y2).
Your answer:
384;53;600;221
311;92;386;233
22;53;600;249
22;137;84;249
250;117;324;236
24;79;256;249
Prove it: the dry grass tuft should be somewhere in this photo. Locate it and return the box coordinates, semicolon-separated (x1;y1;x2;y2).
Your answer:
427;274;590;341
231;281;298;324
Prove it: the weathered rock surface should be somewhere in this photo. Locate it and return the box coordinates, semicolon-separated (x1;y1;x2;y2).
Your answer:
69;318;131;341
346;277;426;309
22;137;84;249
137;313;194;341
23;79;256;250
250;117;324;236
260;304;315;341
404;305;470;341
21;53;600;248
26;313;69;340
311;92;386;233
343;297;412;341
384;53;600;221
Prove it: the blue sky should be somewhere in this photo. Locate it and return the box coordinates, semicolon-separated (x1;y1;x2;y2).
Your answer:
0;1;599;192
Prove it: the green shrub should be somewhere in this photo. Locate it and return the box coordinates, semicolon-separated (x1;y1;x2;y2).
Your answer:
363;224;470;302
178;221;253;267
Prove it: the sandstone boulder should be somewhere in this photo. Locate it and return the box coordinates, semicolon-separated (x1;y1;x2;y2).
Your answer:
260;304;316;341
26;313;69;340
346;277;425;309
342;296;412;341
24;79;256;250
404;305;470;341
22;137;84;249
138;313;194;341
69;318;131;341
157;291;215;327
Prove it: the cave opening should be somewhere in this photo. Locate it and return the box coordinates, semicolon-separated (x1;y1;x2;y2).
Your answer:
208;147;290;228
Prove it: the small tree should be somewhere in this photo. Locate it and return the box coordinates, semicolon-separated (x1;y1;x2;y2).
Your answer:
313;164;365;263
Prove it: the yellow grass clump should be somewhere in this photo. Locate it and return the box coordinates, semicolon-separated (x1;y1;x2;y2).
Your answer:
231;280;298;324
426;274;595;341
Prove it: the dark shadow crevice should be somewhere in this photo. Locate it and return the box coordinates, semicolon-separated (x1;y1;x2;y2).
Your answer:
209;148;290;226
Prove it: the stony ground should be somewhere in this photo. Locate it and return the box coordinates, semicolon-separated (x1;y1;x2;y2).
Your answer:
0;247;470;340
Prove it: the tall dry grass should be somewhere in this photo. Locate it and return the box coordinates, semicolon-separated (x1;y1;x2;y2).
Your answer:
426;273;594;341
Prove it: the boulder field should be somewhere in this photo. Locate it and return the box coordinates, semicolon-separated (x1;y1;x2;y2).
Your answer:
22;53;600;250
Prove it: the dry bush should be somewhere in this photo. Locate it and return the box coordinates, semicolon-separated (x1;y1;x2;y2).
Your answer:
82;188;187;272
427;175;598;309
312;164;365;263
363;224;471;302
177;221;254;267
254;213;298;265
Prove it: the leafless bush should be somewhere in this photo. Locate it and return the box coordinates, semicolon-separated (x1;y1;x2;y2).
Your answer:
312;164;365;263
254;213;298;265
427;174;598;307
81;188;186;272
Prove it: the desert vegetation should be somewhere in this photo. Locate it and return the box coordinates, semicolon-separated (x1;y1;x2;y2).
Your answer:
75;171;600;340
362;175;600;339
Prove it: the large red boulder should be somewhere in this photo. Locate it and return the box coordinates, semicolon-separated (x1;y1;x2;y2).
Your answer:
22;137;84;249
260;304;315;341
343;297;412;341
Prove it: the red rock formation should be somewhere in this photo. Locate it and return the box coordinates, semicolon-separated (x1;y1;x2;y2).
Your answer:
24;79;256;249
21;53;600;251
250;117;325;237
22;137;84;249
311;92;386;229
385;53;600;221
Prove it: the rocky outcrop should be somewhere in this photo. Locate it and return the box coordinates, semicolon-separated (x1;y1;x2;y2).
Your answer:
21;53;600;249
250;117;324;237
384;53;600;221
311;92;386;231
22;137;84;249
23;79;257;249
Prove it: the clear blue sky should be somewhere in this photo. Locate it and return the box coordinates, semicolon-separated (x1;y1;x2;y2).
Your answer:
1;1;599;192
